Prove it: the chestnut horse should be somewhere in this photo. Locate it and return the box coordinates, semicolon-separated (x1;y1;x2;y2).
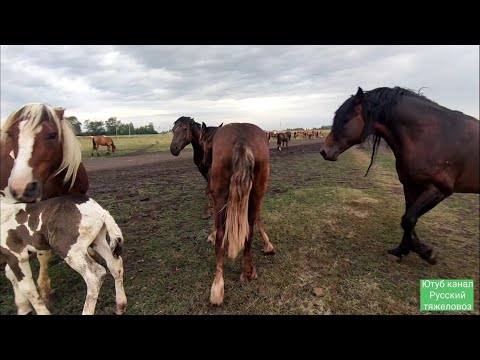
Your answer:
169;116;223;219
1;104;89;308
92;135;116;156
320;86;479;264
202;123;274;305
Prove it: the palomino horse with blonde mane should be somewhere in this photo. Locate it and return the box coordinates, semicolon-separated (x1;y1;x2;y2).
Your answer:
0;104;89;311
200;123;274;305
91;135;117;156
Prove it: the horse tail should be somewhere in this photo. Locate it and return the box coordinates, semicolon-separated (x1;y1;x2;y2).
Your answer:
102;208;124;257
91;136;96;148
223;144;254;259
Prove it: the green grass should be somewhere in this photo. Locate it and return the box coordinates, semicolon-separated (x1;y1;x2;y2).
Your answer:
0;145;478;315
78;133;183;158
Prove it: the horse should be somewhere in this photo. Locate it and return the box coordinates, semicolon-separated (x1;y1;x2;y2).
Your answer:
1;104;90;304
276;132;289;151
92;135;116;156
169;116;223;219
1;194;127;315
286;131;292;141
320;86;479;264
200;123;274;305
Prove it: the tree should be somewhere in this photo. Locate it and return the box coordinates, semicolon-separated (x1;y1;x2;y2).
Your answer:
65;116;82;135
84;120;106;135
105;117;121;135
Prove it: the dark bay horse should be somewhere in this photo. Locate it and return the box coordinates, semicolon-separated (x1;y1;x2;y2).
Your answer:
92;135;116;156
169;116;223;219
201;123;274;305
320;86;479;264
1;194;126;315
276;132;289;151
1;104;89;309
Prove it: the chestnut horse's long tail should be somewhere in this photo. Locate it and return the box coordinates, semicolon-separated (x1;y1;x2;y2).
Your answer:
223;144;255;259
91;136;96;149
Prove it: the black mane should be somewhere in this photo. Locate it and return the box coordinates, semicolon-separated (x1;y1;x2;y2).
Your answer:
332;86;468;176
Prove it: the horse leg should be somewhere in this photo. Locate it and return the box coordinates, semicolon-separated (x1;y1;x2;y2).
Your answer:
96;145;100;157
389;185;448;264
256;219;275;255
37;250;55;305
106;145;111;156
4;264;34;315
92;228;127;315
202;185;211;219
64;245;107;315
210;202;226;305
240;222;257;282
14;253;51;315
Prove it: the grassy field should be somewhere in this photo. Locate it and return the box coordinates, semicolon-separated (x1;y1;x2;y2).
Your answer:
78;134;181;158
0;143;478;315
78;132;330;158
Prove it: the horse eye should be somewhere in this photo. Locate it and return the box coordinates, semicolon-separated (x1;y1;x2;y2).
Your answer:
47;132;57;140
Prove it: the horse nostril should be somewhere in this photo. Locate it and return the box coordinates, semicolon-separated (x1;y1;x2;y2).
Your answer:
24;181;39;198
11;189;18;198
320;149;327;158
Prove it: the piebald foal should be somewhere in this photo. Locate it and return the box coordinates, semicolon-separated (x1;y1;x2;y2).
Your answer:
1;194;127;315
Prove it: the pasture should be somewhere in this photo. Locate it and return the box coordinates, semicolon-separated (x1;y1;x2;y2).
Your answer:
0;139;478;314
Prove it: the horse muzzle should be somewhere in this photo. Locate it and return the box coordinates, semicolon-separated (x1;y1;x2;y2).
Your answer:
9;180;42;203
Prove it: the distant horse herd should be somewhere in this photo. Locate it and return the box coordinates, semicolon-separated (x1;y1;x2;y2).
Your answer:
1;86;478;314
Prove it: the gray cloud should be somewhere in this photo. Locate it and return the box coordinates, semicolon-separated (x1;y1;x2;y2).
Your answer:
1;45;478;131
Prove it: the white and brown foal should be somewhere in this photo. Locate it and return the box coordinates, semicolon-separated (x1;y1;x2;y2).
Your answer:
1;194;127;315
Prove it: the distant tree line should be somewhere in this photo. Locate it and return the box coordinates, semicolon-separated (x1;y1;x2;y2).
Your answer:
65;116;158;136
284;125;332;131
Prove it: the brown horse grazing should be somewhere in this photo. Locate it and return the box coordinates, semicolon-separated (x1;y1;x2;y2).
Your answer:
1;104;89;309
92;135;116;156
169;116;223;219
202;123;274;305
276;132;289;151
320;86;479;264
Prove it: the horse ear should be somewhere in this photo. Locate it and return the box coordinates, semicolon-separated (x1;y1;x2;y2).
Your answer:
354;87;364;103
202;122;206;130
219;123;223;127
54;107;65;120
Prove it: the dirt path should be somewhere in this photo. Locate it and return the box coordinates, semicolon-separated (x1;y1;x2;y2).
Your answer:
83;138;325;172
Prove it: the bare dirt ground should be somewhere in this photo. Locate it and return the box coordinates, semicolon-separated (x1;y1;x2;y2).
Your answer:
83;138;324;173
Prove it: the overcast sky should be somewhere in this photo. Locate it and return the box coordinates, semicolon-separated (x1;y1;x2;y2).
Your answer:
1;45;478;131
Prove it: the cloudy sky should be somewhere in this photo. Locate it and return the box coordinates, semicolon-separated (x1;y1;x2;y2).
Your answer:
1;45;478;131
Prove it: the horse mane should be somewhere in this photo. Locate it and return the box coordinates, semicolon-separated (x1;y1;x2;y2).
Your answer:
332;86;474;176
199;124;223;169
0;104;81;189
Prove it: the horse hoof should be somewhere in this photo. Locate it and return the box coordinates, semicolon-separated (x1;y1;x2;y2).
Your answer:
263;249;276;256
387;252;402;263
240;270;258;282
115;303;127;315
425;251;437;265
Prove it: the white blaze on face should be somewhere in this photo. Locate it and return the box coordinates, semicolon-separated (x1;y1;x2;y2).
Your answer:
8;120;42;195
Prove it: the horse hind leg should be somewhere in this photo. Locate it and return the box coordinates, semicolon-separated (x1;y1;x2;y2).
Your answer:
64;243;107;315
256;219;275;255
92;228;127;315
